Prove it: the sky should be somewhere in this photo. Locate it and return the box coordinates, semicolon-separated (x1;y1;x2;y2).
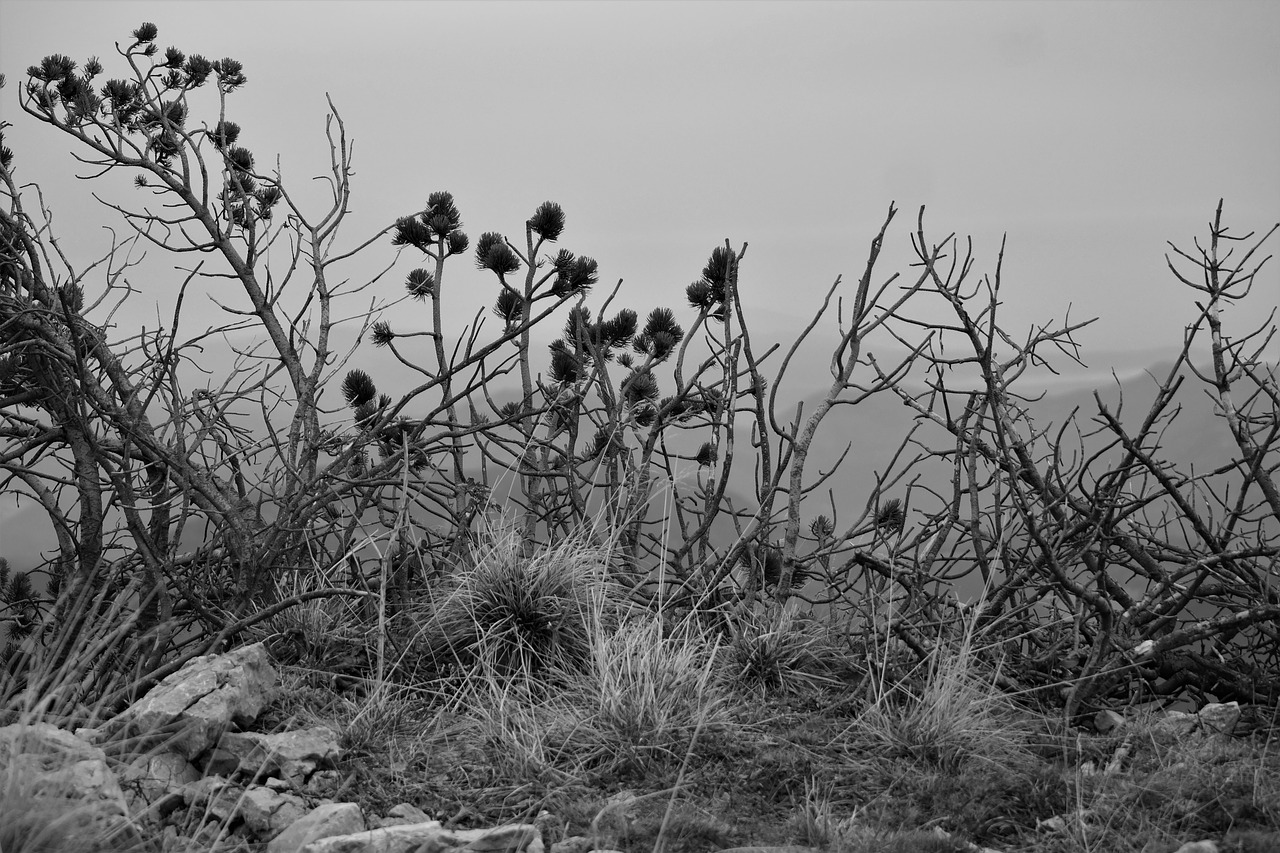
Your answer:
2;0;1277;374
1;1;1279;561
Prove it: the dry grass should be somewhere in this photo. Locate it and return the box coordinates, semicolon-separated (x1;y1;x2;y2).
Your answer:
4;527;1280;853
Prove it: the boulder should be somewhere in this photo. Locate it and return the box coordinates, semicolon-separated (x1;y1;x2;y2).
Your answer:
270;802;368;853
113;643;276;759
0;722;139;848
206;725;340;787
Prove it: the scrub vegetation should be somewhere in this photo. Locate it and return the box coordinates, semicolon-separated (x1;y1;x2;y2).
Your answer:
1;24;1278;852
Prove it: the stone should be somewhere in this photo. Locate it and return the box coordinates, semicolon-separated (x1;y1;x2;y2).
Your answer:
1197;701;1241;736
1150;710;1199;740
118;748;201;810
1093;709;1125;734
548;837;592;853
270;803;368;853
387;804;433;823
0;722;139;848
374;802;436;827
295;821;542;853
206;725;340;787
446;823;542;853
239;784;311;838
1172;842;1219;853
299;821;443;853
714;848;821;853
303;768;342;798
113;643;276;759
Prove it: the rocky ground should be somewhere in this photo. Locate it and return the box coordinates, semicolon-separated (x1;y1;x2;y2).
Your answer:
3;635;1279;853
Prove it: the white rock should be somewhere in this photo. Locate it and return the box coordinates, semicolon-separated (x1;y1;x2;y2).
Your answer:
207;725;340;787
0;722;138;846
1094;709;1125;733
1172;841;1219;853
118;748;201;810
114;642;277;759
1197;701;1240;735
296;820;542;853
239;784;311;838
1150;710;1199;740
300;821;443;853
270;802;367;853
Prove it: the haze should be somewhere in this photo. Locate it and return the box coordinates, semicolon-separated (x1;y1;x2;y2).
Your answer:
1;0;1278;563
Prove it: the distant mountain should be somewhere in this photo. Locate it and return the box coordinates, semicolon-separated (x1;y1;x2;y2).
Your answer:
1;348;1264;574
758;356;1261;534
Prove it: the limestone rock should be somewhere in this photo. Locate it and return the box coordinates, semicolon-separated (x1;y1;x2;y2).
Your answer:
1093;709;1125;734
389;804;433;822
1150;710;1199;740
206;725;340;787
548;836;592;853
239;784;312;838
441;823;542;853
270;803;368;853
295;821;541;853
299;821;443;853
0;722;138;847
1172;842;1219;853
114;643;276;758
374;803;436;827
178;775;247;827
1197;701;1240;736
0;722;128;806
303;768;343;798
118;748;201;810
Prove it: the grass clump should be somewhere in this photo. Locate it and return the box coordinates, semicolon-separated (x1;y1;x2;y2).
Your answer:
721;604;851;696
569;614;728;780
854;628;1035;773
411;526;623;680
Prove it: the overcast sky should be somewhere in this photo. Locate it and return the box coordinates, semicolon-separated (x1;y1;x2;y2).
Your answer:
1;1;1278;566
3;0;1277;379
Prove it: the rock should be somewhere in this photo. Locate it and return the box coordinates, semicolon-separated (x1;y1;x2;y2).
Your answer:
270;803;367;853
374;803;436;827
206;725;340;787
1197;701;1240;736
1093;709;1126;733
113;643;276;759
179;775;247;827
714;848;821;853
118;748;201;810
294;821;541;853
175;774;310;841
1150;710;1199;740
303;768;343;798
239;784;312;838
74;726;105;743
548;837;592;853
299;821;442;853
0;722;140;848
1172;842;1220;853
445;823;542;853
1037;815;1069;833
388;803;433;823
